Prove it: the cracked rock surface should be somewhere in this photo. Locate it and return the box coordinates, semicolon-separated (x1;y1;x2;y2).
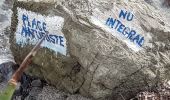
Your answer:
10;0;170;99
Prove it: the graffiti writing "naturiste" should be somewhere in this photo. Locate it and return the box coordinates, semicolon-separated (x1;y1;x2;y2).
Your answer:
21;14;64;47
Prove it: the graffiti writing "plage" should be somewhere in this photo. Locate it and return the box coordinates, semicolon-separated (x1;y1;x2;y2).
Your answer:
21;14;64;47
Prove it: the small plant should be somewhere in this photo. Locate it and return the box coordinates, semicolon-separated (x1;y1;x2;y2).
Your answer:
0;32;48;100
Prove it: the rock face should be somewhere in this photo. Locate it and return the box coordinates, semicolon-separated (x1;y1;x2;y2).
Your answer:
10;0;170;99
0;0;15;64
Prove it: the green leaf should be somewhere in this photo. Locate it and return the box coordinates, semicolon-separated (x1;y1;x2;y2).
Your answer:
0;83;16;100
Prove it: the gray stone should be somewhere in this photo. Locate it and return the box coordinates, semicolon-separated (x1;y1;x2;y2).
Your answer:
0;62;14;81
10;0;170;99
0;73;3;83
37;86;69;100
37;86;91;100
0;14;8;22
66;95;91;100
25;87;42;100
31;79;42;87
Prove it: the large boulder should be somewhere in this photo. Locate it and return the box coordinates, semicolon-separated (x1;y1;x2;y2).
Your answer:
10;0;170;99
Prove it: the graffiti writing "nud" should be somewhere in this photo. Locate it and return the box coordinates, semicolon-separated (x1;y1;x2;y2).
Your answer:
21;14;65;47
106;9;144;47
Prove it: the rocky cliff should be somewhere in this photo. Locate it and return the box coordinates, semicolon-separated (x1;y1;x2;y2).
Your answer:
10;0;170;99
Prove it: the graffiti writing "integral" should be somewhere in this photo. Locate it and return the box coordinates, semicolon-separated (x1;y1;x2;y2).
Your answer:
21;14;64;47
106;9;144;47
